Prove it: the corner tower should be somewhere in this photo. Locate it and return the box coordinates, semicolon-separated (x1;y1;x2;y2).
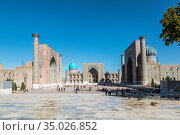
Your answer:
118;69;121;83
121;55;125;83
32;33;40;89
139;36;148;85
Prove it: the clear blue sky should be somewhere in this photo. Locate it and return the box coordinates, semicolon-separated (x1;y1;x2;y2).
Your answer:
0;0;179;76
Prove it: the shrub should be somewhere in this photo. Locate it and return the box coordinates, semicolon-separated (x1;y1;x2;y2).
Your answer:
151;102;158;106
15;83;17;90
137;98;143;101
13;83;17;91
20;82;26;91
166;76;170;81
151;78;155;87
155;84;160;88
12;83;15;91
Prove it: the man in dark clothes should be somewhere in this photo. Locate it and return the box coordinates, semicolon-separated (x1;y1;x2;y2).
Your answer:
116;88;118;96
105;88;107;95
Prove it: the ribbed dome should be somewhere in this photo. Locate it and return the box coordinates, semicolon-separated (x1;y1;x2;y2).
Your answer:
146;46;157;56
69;62;77;70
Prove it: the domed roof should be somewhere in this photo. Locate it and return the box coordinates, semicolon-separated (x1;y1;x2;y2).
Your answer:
146;45;157;56
69;62;77;70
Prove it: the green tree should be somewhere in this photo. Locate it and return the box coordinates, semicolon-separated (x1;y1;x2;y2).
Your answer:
166;76;171;81
174;77;176;80
20;82;26;91
151;78;155;87
160;2;180;46
12;83;17;91
12;83;15;91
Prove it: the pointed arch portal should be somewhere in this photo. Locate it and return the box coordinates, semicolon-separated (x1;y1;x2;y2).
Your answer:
127;57;133;83
89;68;98;83
50;57;57;83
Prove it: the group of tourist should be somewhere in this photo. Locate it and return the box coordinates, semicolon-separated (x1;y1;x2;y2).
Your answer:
103;88;113;96
57;85;66;92
22;88;28;92
103;87;132;96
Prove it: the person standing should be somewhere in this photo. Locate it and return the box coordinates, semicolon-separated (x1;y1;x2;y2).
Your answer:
116;88;118;96
105;88;107;95
108;88;110;96
75;88;78;94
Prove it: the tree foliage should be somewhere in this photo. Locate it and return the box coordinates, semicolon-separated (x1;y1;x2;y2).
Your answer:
20;82;26;90
12;83;17;91
160;2;180;46
151;78;155;87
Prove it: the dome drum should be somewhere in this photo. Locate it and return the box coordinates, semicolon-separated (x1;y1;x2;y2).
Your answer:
146;46;157;63
147;55;156;63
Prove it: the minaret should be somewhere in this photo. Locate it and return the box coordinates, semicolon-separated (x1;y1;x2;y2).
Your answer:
32;33;40;89
118;69;121;83
59;54;63;84
139;36;148;85
121;55;125;82
65;69;68;83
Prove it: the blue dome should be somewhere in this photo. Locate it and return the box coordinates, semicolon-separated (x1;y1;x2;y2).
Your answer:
69;62;77;70
146;46;157;56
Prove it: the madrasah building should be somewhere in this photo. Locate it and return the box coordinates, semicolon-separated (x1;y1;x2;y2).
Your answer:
121;36;180;85
0;33;121;89
0;34;63;89
0;34;179;89
65;63;121;85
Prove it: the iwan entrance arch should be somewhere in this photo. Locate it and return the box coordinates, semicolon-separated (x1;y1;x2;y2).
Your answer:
83;63;104;84
88;68;98;83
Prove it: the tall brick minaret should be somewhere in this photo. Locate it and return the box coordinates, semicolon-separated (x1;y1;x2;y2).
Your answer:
121;54;125;83
118;69;121;83
32;33;40;89
139;36;148;85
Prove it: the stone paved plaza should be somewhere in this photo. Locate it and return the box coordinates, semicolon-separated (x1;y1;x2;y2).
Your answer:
1;90;180;120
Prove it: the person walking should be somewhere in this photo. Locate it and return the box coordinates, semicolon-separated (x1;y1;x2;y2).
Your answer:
108;88;111;96
105;88;107;95
75;88;78;94
116;88;118;96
